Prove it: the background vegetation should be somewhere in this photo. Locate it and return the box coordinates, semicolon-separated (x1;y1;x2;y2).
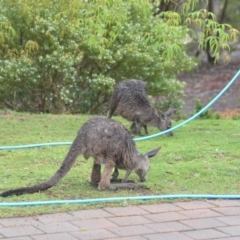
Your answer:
0;0;238;113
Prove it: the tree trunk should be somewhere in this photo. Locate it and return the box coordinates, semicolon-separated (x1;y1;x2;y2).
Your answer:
206;0;216;64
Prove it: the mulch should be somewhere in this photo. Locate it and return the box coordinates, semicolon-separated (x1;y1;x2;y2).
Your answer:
178;61;240;117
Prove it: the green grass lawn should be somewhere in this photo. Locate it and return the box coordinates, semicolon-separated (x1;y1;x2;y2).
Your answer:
0;110;240;217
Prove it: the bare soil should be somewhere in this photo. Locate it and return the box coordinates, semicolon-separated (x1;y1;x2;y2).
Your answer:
178;60;240;117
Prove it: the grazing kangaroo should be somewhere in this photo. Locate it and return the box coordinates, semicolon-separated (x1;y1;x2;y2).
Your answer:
130;108;175;136
0;116;160;197
107;79;174;136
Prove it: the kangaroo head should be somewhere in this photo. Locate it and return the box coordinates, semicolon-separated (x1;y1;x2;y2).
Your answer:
157;108;175;136
135;147;161;181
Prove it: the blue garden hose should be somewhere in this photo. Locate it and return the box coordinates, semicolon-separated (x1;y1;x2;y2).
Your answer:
0;69;240;207
1;194;240;207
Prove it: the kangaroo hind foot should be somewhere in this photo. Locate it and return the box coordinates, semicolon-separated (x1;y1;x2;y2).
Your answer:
108;182;148;190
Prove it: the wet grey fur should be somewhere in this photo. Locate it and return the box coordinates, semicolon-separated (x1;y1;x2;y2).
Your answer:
107;79;174;136
0;116;160;197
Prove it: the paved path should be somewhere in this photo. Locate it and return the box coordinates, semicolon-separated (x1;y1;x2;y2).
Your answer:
0;200;240;239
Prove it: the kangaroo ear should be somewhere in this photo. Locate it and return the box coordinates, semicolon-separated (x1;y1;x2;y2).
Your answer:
145;147;161;159
156;109;165;118
164;107;175;117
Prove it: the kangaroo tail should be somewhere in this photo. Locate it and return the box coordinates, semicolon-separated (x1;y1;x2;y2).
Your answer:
0;139;82;197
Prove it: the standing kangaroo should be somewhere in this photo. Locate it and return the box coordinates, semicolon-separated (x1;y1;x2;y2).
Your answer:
0;116;160;197
107;79;174;136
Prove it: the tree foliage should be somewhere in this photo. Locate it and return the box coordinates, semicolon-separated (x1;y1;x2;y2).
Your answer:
0;0;238;113
154;0;239;63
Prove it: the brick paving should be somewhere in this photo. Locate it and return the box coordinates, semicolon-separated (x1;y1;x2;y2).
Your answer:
1;200;240;239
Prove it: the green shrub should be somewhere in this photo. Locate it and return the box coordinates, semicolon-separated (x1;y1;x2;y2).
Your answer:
0;0;237;113
192;99;221;119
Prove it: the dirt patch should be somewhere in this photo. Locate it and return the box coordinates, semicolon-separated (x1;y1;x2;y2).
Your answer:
178;61;240;117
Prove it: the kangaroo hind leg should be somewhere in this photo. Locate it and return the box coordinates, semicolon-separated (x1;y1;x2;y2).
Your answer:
90;163;101;186
111;167;119;180
98;160;114;190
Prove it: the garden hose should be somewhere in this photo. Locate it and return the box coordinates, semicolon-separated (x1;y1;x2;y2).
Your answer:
0;69;240;206
1;194;240;207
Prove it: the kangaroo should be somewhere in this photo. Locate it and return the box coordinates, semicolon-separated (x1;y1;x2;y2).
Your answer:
0;116;161;197
130;108;175;136
107;79;174;136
